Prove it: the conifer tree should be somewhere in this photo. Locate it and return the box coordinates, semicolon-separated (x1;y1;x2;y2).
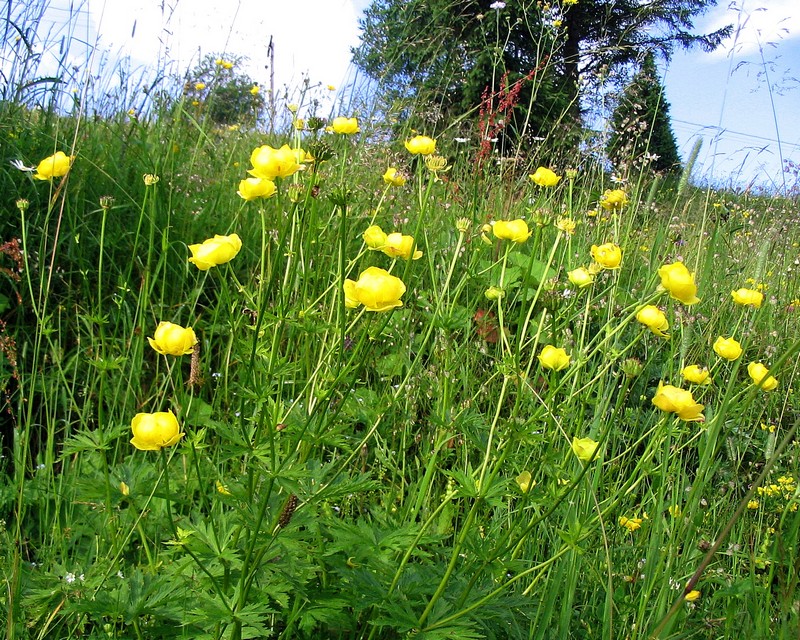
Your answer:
606;52;681;174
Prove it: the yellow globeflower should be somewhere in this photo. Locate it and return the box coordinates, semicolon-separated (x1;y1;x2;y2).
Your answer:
568;267;594;288
248;144;303;179
529;166;561;187
362;225;388;249
130;410;184;451
731;288;763;308
657;261;700;305
237;177;276;201
331;116;360;134
147;321;197;356
343;266;406;312
651;382;704;421
599;188;629;210
681;365;711;385
404;135;436;155
747;362;778;391
383;167;406;186
188;233;242;270
713;336;742;361
590;242;622;269
538;345;571;371
516;471;533;493
33;151;73;180
635;305;669;338
382;232;423;260
572;437;599;462
493;219;531;243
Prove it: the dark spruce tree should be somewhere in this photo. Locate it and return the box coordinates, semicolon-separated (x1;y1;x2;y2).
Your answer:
353;0;730;150
607;52;681;174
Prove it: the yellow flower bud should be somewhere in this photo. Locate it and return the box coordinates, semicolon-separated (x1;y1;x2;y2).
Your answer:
713;336;742;361
130;410;184;451
572;437;599;462
538;345;570;371
147;321;197;356
529;166;561;187
404;135;436;155
493;219;531;243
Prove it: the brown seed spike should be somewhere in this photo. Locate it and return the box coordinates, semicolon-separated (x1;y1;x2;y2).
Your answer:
278;494;298;528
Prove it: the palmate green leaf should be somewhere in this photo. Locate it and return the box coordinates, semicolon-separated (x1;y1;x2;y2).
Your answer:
296;596;355;634
60;421;129;456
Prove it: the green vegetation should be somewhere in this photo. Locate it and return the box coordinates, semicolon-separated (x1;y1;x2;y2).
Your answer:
1;2;799;639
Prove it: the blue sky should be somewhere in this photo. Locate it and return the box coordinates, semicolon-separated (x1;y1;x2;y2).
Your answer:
26;0;799;193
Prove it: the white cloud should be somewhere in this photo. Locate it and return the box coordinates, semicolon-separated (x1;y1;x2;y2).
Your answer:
702;0;797;61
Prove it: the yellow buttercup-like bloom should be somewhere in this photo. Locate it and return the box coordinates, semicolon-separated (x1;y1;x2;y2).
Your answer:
188;233;242;270
619;516;643;532
332;116;359;134
529;166;561;187
568;267;594;288
731;287;763;308
747;362;778;391
651;382;704;421
681;365;711;385
516;471;533;493
147;321;197;356
248;144;303;179
590;242;622;269
382;232;422;260
404;135;436;155
713;336;742;361
343;267;406;311
493;219;531;243
130;410;184;451
538;345;571;371
33;151;73;180
237;177;276;201
362;225;388;249
636;305;669;338
658;261;700;305
599;188;629;210
383;167;406;186
572;437;599;462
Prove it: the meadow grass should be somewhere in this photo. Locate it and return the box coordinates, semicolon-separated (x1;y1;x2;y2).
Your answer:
2;5;800;640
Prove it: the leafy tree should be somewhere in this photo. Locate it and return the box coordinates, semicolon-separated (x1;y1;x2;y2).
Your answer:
606;51;681;174
353;0;731;143
184;54;265;127
352;0;568;144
